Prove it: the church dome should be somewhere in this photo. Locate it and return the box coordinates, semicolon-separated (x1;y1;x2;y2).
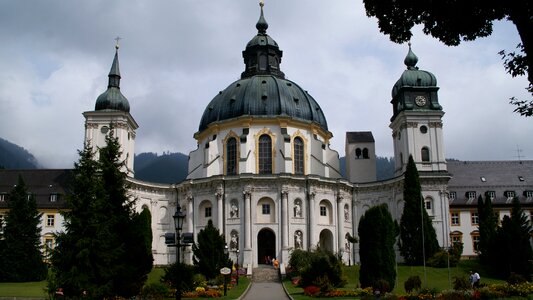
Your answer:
198;4;328;133
95;47;130;113
391;45;437;98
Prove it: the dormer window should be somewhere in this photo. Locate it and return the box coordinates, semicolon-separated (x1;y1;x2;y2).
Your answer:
49;194;58;202
480;177;486;182
449;192;456;202
486;191;496;201
505;191;516;203
518;176;525;182
466;191;476;202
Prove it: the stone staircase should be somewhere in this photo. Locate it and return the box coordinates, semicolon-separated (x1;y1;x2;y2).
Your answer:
252;266;280;282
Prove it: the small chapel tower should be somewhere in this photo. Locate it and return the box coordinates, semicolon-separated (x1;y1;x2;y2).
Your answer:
389;44;446;176
83;42;138;176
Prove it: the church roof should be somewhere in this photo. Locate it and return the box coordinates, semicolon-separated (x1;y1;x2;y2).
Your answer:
95;45;130;113
197;3;328;133
447;160;533;207
0;169;71;209
391;44;438;99
346;131;375;143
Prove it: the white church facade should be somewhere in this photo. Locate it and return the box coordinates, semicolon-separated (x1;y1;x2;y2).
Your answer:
80;4;452;268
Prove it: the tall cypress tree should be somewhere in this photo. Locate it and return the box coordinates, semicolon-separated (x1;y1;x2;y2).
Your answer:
477;193;497;265
359;204;399;291
399;155;439;265
50;131;152;298
493;198;533;280
0;176;47;282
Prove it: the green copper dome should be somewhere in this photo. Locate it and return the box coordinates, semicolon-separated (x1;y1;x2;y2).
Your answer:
198;4;328;132
95;48;130;112
391;45;437;99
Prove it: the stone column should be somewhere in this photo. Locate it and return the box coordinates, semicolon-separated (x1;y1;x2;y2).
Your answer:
337;195;344;256
243;187;253;270
216;187;223;230
186;193;194;264
309;190;316;249
281;189;289;263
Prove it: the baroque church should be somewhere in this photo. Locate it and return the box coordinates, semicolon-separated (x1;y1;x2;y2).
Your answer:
12;4;533;269
82;4;451;268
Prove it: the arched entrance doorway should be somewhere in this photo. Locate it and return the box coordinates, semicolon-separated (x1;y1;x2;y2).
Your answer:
319;229;334;252
257;228;276;264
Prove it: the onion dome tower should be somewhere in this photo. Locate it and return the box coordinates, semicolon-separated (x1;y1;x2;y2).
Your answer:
83;42;138;176
189;3;340;179
389;44;446;175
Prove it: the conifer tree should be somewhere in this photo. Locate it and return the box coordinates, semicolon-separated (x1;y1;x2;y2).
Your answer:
192;219;231;279
493;198;533;280
477;194;498;265
0;176;47;282
50;131;153;298
359;204;399;291
399;155;439;265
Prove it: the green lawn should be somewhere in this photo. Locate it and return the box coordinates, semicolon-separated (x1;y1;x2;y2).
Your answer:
284;260;507;299
0;280;48;298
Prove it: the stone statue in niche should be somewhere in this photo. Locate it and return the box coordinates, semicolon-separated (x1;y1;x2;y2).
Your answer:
230;201;239;218
230;232;239;250
344;205;349;221
345;239;350;252
294;200;302;218
295;231;303;249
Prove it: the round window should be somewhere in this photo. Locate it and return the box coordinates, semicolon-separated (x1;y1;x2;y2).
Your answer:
420;125;428;134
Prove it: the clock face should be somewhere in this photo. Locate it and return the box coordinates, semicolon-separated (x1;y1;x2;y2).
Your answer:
415;95;427;107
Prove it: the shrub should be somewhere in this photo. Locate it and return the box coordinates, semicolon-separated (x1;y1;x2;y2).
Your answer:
299;249;346;289
162;262;196;293
313;275;333;293
452;276;470;291
373;278;391;293
192;273;207;288
140;282;170;300
507;272;527;284
404;275;422;293
288;249;311;276
428;244;462;268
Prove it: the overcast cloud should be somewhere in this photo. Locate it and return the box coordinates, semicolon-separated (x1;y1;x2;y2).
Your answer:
0;1;531;168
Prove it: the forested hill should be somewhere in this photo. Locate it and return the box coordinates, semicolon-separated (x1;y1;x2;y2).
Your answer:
133;152;189;184
0;138;40;169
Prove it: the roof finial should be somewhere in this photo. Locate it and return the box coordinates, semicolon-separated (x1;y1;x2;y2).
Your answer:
114;36;122;50
404;41;418;70
256;0;268;34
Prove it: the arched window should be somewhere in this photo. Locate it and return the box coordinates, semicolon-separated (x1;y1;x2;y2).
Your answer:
355;148;362;159
258;134;272;174
226;137;238;175
294;137;304;174
421;147;430;162
362;148;369;159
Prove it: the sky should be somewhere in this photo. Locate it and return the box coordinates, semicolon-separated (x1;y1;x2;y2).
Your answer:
0;1;531;169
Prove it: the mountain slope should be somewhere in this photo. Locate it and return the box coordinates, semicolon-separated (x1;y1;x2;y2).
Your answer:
0;138;40;169
134;152;188;184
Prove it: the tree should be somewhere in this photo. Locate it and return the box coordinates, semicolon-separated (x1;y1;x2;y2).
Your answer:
477;194;498;265
493;198;533;280
399;155;439;265
359;203;399;291
363;0;533;116
49;131;153;298
192;219;231;279
0;176;47;282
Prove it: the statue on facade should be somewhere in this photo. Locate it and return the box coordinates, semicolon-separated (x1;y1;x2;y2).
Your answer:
294;200;302;218
230;232;239;250
230;201;239;218
295;231;303;249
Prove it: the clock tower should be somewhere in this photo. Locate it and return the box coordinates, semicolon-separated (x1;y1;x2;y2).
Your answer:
389;44;446;176
83;44;138;176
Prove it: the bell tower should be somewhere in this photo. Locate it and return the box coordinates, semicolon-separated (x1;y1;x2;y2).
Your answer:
83;42;138;176
389;44;446;176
